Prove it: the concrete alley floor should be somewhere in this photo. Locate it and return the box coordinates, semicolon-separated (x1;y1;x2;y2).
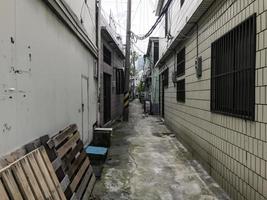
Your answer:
92;100;230;200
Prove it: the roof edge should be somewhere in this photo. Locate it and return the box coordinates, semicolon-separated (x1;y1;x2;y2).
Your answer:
101;26;125;59
155;0;215;69
43;0;98;58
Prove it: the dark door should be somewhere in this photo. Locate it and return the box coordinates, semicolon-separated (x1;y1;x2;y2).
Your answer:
104;73;111;123
161;76;165;118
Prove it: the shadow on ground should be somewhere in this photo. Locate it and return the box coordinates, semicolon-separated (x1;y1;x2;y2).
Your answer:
92;100;229;200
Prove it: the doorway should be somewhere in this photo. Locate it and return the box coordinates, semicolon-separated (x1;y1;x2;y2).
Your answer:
161;75;165;118
104;73;111;124
81;75;89;144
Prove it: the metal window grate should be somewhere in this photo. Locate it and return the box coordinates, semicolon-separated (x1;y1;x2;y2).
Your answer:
116;69;124;94
211;14;256;120
154;42;159;65
177;79;185;102
177;48;185;77
163;68;169;87
165;13;168;37
103;45;112;65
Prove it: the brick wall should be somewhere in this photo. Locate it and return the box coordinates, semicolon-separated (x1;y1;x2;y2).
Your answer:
161;0;267;199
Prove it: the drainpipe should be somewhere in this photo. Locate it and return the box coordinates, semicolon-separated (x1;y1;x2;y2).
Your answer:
97;0;102;127
196;23;199;58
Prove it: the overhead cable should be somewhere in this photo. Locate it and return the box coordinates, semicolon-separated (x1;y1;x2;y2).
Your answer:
131;0;173;40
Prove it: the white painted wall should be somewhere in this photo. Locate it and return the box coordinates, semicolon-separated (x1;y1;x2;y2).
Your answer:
0;0;97;155
65;0;97;45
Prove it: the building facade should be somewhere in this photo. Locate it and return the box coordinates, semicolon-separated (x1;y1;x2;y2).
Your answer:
0;0;98;154
155;0;267;199
99;16;125;126
144;37;160;114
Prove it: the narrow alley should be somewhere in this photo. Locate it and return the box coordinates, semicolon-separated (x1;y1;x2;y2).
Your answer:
93;100;229;200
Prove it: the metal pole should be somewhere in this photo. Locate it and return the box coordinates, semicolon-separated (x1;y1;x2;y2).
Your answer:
123;0;131;121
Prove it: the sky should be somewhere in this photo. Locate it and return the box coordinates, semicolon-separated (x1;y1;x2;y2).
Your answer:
101;0;161;56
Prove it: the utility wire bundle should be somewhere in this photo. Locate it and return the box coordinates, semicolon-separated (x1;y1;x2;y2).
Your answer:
131;0;173;41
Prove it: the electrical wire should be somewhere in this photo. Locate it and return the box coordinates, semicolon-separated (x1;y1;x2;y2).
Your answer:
131;0;173;40
79;1;86;23
132;42;146;55
101;8;127;31
85;1;97;29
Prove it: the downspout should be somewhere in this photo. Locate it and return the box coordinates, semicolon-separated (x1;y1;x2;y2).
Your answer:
97;0;102;126
196;23;199;58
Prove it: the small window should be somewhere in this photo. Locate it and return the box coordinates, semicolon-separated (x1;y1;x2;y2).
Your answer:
163;68;169;87
211;14;256;120
181;0;185;7
154;41;159;65
177;48;185;77
103;45;112;65
116;69;124;94
177;79;185;102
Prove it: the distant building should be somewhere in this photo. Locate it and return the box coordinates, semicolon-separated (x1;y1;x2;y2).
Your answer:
99;15;125;126
144;37;160;114
154;0;267;199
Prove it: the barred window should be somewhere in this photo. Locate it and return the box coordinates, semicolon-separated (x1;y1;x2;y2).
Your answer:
103;45;112;65
163;68;169;87
177;79;185;102
211;14;256;120
165;13;168;37
116;69;124;94
154;41;159;65
177;48;185;77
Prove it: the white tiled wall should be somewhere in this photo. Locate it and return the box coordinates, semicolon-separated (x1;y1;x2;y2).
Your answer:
161;0;267;199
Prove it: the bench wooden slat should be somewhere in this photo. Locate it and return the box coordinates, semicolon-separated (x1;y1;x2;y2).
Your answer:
70;158;90;192
34;149;61;200
52;157;62;171
76;166;94;200
64;140;83;164
12;162;35;200
60;175;70;192
57;132;80;158
48;124;77;148
67;151;87;178
39;147;67;200
70;193;78;200
27;154;53;199
82;173;96;200
21;158;45;200
2;169;24;200
0;179;9;200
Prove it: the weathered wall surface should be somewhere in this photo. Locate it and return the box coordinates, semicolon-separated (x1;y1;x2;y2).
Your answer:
160;0;267;199
0;0;97;154
65;0;97;45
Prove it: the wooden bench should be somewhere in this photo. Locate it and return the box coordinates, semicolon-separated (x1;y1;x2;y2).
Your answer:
0;147;66;200
46;124;96;200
